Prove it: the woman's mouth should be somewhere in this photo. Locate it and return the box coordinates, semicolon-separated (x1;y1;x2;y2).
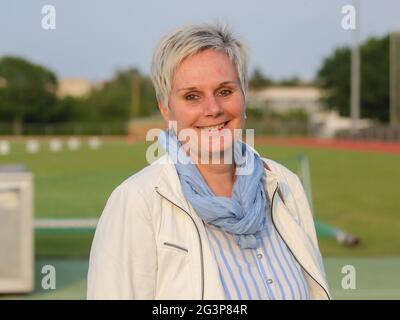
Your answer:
196;121;229;132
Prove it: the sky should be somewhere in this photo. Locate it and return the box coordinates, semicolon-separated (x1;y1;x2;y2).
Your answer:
0;0;399;82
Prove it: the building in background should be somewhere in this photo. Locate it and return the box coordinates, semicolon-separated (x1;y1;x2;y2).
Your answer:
311;110;373;138
57;78;92;98
248;86;322;115
248;86;374;138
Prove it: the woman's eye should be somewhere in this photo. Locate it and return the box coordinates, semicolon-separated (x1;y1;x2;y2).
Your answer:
218;89;232;96
185;94;199;101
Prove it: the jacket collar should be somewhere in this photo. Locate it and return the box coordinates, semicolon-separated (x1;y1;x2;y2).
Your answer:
153;154;192;213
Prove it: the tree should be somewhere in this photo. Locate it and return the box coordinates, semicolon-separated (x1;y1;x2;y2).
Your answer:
0;56;58;134
249;67;272;89
277;76;303;86
317;35;390;123
84;68;158;122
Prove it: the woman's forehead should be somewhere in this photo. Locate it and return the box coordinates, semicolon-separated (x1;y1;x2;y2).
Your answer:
172;50;239;89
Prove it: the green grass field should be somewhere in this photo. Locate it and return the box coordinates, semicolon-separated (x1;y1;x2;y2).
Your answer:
1;138;399;257
1;138;399;299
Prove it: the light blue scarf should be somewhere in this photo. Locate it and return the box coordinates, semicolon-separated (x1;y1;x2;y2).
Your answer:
158;129;269;249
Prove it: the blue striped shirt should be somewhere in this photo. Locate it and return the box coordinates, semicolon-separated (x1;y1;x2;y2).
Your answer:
204;207;310;300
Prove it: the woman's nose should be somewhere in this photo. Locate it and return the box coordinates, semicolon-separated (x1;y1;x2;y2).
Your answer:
202;95;223;117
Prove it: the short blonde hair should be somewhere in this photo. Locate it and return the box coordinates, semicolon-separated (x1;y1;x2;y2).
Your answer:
150;23;249;108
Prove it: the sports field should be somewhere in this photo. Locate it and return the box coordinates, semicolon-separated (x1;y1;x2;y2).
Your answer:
0;137;399;299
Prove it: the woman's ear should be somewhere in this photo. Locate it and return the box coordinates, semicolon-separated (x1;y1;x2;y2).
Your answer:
158;99;170;122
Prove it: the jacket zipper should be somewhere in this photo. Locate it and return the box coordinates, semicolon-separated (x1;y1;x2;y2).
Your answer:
270;184;331;300
155;188;205;300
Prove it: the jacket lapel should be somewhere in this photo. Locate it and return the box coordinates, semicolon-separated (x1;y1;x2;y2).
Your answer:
154;154;191;213
262;160;330;298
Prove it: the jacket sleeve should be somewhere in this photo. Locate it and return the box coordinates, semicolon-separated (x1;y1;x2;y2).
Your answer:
87;183;157;299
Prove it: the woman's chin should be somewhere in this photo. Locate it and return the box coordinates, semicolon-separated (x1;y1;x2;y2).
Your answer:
197;129;235;163
194;139;233;164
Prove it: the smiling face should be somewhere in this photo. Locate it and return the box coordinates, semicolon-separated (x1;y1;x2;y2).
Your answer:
158;49;246;161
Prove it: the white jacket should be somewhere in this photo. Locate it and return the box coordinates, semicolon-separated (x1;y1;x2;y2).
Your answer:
87;154;331;300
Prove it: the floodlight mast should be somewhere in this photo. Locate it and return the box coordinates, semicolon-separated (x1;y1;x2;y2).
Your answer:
350;0;360;137
390;30;400;126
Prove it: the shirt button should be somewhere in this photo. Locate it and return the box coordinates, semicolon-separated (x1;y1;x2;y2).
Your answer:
267;279;273;285
257;253;263;259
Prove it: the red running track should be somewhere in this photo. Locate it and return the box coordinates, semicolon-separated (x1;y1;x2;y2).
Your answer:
255;137;400;154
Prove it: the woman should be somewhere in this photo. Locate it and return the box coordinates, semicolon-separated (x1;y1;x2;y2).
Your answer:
87;23;331;300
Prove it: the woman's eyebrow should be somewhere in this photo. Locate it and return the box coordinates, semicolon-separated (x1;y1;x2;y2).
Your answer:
177;81;239;92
